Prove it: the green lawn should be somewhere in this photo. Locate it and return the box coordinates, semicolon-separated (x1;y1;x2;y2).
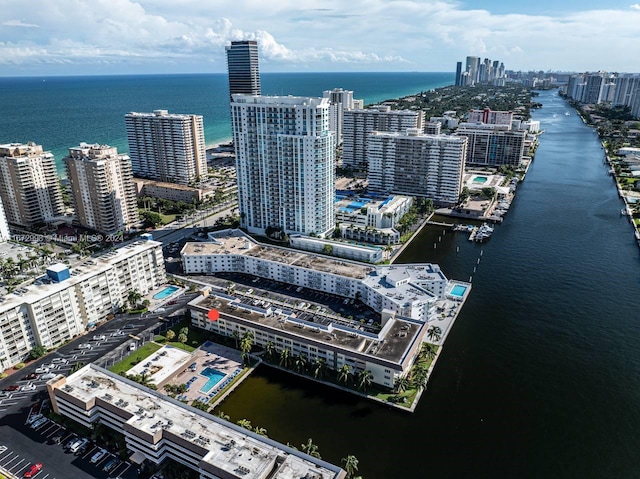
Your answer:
108;342;162;375
160;213;177;225
154;319;210;353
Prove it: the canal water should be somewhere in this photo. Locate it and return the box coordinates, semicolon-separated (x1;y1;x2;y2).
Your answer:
218;90;640;478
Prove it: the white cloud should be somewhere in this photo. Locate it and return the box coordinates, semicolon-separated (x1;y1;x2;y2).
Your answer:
0;0;639;74
1;20;39;28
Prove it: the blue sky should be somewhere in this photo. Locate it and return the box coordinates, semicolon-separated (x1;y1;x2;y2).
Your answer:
1;0;639;76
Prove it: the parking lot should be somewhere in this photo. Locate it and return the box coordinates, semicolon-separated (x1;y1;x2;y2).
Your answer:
0;292;197;479
0;399;139;479
190;272;381;330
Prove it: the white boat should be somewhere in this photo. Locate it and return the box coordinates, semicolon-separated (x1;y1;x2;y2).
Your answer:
474;223;494;242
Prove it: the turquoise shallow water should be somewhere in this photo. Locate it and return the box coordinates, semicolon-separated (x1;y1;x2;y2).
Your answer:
152;285;179;300
200;367;226;393
0;72;453;174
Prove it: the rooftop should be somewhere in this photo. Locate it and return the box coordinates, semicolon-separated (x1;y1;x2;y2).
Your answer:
193;292;425;366
231;95;330;108
182;231;374;280
53;364;343;479
0;239;161;313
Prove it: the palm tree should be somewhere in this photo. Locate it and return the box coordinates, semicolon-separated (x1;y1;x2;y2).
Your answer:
356;370;373;391
215;411;230;421
301;438;321;459
293;353;307;373
139;372;152;387
279;348;291;368
337;364;352;385
421;343;437;361
232;330;240;349
411;366;429;391
313;358;325;379
394;376;411;394
253;427;268;436
240;332;253;363
265;341;275;360
341;455;359;479
127;289;142;309
236;419;252;431
427;325;442;342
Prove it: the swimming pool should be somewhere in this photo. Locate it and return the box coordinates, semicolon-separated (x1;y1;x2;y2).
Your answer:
449;284;468;297
200;367;226;392
472;176;488;184
153;285;179;300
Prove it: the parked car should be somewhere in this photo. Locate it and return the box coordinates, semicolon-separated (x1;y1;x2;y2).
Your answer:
64;436;78;449
20;384;37;392
23;463;42;478
21;373;39;380
128;343;136;351
34;367;50;374
25;413;43;425
70;437;90;454
103;458;120;473
51;358;68;364
40;373;57;381
92;335;106;341
77;343;92;350
90;448;108;464
30;417;48;429
2;385;19;391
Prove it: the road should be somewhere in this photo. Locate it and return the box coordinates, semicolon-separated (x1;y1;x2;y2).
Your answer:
150;201;237;246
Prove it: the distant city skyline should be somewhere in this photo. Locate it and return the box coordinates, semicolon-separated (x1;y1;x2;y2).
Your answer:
1;0;640;76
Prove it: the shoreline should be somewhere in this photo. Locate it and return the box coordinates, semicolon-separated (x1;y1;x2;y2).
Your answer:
206;138;233;152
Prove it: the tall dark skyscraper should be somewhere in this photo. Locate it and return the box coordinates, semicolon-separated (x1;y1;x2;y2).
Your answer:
455;61;462;86
225;40;261;99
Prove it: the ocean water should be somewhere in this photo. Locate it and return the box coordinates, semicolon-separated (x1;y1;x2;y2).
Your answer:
0;72;453;173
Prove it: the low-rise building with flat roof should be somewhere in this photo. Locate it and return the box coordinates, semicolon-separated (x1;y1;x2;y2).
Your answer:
134;178;215;203
334;194;412;231
181;229;467;322
189;291;428;388
47;364;346;479
289;234;383;263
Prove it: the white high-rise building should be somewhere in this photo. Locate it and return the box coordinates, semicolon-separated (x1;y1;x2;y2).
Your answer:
0;196;10;242
342;106;423;171
455;124;526;167
63;143;139;235
367;129;467;206
125;110;207;186
231;95;335;237
0;143;65;228
322;88;361;146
